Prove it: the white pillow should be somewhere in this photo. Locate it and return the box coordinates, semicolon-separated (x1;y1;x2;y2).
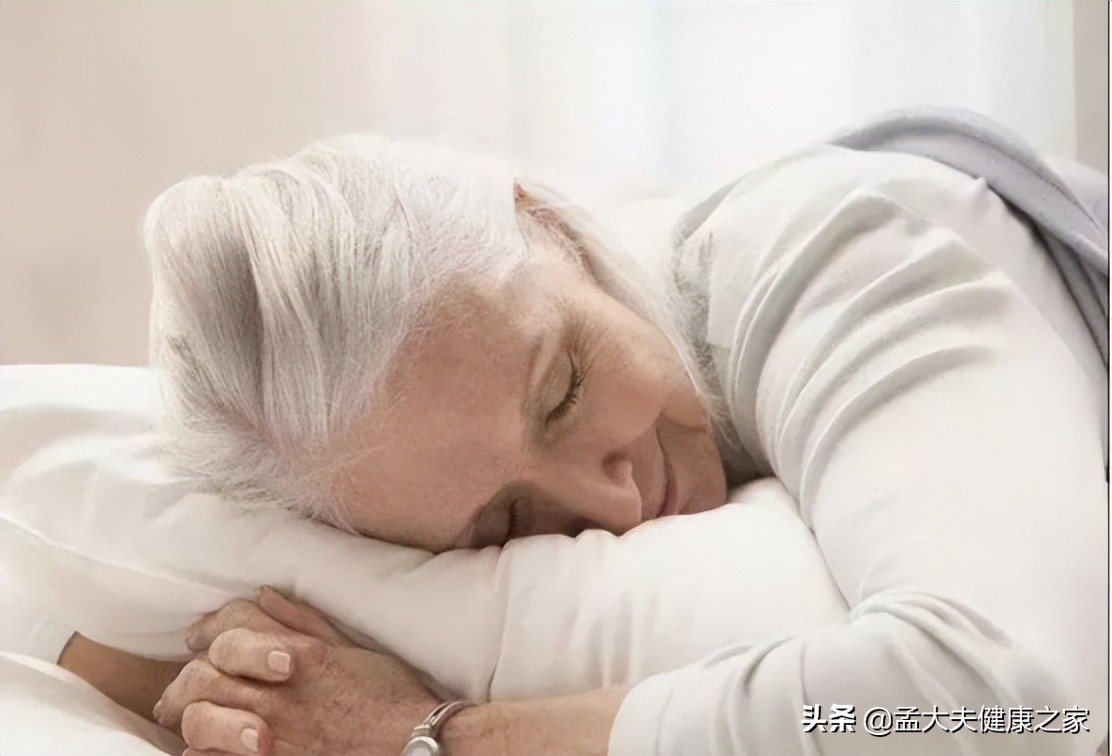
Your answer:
0;652;184;755
0;364;848;701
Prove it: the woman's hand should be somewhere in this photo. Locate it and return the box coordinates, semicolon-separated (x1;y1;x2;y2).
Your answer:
157;588;628;755
154;588;438;755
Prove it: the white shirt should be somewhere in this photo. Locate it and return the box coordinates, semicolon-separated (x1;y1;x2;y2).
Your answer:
609;146;1108;755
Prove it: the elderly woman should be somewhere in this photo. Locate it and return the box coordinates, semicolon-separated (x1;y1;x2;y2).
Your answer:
61;123;1106;755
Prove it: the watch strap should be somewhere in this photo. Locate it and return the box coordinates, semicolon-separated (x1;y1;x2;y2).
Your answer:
424;700;474;737
406;700;475;750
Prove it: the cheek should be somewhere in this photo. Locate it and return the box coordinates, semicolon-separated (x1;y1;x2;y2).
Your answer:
583;340;672;436
580;290;710;439
599;309;685;395
631;330;707;431
659;419;727;513
689;430;728;508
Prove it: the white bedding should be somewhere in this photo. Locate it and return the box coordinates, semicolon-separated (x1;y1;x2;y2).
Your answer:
0;363;854;754
0;365;849;704
609;147;1107;754
0;149;1105;754
0;652;182;755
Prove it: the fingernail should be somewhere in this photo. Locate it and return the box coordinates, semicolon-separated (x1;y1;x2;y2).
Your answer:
152;699;164;721
241;727;259;753
267;650;291;675
185;627;200;650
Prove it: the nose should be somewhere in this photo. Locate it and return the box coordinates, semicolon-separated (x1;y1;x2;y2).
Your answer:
524;431;655;537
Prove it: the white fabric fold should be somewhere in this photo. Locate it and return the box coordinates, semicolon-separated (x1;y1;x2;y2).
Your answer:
610;146;1107;754
0;364;849;703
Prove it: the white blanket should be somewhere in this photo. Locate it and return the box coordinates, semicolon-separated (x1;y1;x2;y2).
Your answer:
0;652;183;756
610;145;1107;754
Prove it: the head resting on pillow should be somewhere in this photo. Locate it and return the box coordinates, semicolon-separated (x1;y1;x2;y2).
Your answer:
144;135;727;552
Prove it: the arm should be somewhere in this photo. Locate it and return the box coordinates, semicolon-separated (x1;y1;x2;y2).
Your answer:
52;587;361;731
442;687;628;756
57;632;184;722
155;589;628;755
610;164;1106;753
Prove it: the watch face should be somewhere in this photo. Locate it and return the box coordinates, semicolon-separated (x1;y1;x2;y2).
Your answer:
401;735;440;756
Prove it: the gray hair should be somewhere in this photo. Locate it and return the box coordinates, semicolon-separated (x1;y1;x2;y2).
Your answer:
145;134;708;528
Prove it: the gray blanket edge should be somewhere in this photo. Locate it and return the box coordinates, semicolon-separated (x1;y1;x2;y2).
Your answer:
828;106;1109;370
673;107;1109;472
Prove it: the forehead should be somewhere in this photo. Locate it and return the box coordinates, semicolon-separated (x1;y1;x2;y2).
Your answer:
331;263;571;547
400;283;539;397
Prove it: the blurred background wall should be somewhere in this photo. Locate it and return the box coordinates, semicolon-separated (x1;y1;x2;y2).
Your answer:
1;0;1106;365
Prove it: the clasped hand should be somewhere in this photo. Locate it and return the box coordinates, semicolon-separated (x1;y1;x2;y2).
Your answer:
153;588;438;756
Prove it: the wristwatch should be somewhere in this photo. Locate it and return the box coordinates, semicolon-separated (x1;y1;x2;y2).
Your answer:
400;700;475;756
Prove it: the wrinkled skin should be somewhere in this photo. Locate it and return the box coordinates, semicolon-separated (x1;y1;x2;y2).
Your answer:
155;589;437;755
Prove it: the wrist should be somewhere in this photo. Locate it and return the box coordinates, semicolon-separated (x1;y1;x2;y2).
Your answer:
438;702;504;756
441;686;629;756
400;700;475;756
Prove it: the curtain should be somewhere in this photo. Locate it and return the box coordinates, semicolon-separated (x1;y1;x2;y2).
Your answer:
365;1;1079;202
0;1;1088;363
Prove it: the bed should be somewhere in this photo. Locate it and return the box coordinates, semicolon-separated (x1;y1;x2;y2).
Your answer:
1;149;1106;754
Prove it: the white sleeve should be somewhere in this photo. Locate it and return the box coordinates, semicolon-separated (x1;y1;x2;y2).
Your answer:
609;173;1108;754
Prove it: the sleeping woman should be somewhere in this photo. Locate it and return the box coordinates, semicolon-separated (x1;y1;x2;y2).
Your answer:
60;127;1107;754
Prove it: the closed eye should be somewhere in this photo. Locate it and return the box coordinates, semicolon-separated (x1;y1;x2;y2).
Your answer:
546;355;584;425
543;307;596;427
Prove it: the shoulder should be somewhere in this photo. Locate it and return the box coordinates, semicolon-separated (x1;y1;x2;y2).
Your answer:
683;145;993;346
686;145;1019;472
